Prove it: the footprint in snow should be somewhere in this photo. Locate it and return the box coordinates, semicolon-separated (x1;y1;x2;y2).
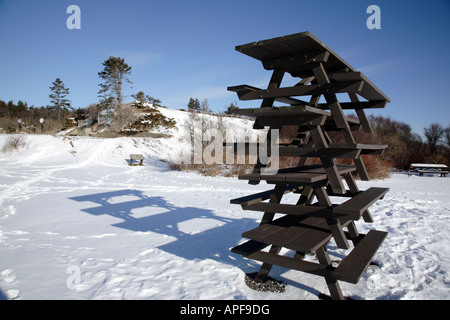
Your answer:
1;269;16;283
1;269;20;299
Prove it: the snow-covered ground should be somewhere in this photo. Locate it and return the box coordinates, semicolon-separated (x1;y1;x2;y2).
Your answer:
0;113;449;300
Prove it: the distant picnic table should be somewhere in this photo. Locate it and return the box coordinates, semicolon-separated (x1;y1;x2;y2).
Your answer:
408;163;448;177
129;154;144;166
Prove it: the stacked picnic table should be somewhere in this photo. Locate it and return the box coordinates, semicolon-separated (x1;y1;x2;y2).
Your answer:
227;32;390;300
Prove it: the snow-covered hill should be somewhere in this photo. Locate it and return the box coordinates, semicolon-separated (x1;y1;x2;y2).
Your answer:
0;110;449;300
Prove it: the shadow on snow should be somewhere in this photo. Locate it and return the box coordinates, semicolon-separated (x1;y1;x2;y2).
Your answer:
69;189;325;297
69;189;257;267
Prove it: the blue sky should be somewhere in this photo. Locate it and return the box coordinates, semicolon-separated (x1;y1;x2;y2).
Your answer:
0;0;449;135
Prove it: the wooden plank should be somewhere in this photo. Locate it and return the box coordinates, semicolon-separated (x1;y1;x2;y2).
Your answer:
231;240;269;257
262;51;330;70
314;186;349;249
334;187;389;219
236;81;364;101
316;100;387;110
313;64;352;131
239;165;357;184
285;220;332;254
348;92;373;133
228;84;308;105
242;202;329;216
242;223;286;243
332;230;388;284
354;157;370;181
278;146;361;159
240;214;333;255
262;216;323;248
234;31;390;103
261;69;285;108
230;105;330;117
253;115;326;129
247;128;274;184
248;250;331;277
326;217;350;249
230;185;299;206
321;158;346;195
235;42;276;61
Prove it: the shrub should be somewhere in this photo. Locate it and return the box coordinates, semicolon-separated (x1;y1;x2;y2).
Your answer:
1;134;28;153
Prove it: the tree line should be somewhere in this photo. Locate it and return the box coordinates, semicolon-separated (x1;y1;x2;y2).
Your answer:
0;55;448;167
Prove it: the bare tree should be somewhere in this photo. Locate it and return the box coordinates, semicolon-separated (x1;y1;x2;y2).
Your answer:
445;125;450;147
200;99;212;113
424;123;444;153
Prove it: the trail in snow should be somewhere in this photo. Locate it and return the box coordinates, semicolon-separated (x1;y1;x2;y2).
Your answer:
0;128;449;300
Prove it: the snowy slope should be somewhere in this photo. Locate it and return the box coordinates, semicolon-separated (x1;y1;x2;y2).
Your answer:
0;113;449;300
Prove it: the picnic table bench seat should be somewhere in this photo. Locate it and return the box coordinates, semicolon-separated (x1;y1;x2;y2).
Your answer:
238;187;388;222
227;142;387;158
417;170;448;177
238;165;356;185
332;229;387;284
230;185;301;206
333;187;389;219
231;214;387;284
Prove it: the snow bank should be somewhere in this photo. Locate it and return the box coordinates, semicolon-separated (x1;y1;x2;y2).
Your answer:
0;115;449;300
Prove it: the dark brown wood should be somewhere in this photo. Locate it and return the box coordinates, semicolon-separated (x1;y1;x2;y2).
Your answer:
228;31;390;300
235;31;390;103
348;92;373;133
238;165;357;185
248;250;332;277
229;105;330;117
262;51;330;70
261;69;285;108
334;187;389;219
231;240;269;257
236;81;364;101
254;245;282;283
332;230;388;284
242;202;329;216
230;185;300;206
316;246;345;300
228;84;308;105
316;100;387;110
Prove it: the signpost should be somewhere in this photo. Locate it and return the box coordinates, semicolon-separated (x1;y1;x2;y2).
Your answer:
39;118;44;133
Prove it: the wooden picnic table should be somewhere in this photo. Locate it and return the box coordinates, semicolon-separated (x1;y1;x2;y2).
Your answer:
227;32;391;300
129;154;144;166
408;163;448;177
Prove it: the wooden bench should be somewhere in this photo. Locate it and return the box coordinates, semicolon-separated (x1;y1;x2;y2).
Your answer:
231;214;387;284
333;187;389;220
417;170;448;177
230;185;301;206
332;230;387;284
130;154;144;166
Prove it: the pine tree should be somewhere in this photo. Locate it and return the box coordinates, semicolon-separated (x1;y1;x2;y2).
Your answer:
49;78;71;120
132;91;146;103
98;57;132;128
187;97;200;111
